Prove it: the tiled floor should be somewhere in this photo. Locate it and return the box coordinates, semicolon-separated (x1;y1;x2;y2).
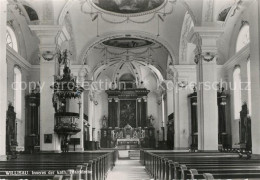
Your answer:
106;160;152;180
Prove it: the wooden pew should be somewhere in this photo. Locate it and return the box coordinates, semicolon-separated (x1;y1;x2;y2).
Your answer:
141;150;260;180
0;150;118;180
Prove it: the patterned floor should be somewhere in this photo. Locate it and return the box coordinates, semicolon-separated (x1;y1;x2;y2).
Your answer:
106;160;152;180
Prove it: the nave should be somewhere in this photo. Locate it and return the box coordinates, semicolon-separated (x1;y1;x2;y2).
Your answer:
1;149;260;179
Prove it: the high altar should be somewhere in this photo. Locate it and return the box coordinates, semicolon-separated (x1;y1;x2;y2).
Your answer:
100;88;155;149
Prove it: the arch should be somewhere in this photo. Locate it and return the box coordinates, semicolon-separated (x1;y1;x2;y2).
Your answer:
233;65;241;120
236;22;250;53
58;0;197;26
23;5;39;21
78;31;176;68
217;6;231;22
6;26;18;52
179;11;195;64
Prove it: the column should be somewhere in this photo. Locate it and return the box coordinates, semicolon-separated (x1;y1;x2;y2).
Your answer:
108;97;113;127
249;0;260;154
142;96;148;127
0;0;7;155
87;91;94;141
161;94;166;141
137;98;142;127
190;27;223;150
30;25;62;152
173;71;181;148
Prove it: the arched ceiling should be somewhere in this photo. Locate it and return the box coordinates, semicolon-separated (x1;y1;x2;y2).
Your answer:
8;0;254;67
91;36;167;83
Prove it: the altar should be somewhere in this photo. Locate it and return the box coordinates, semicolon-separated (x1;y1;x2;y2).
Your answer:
100;88;155;149
116;138;140;149
100;123;155;149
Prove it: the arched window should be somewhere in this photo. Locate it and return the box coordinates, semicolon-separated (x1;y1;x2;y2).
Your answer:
236;24;250;53
6;26;18;52
233;66;242;119
14;66;22;119
247;59;252;116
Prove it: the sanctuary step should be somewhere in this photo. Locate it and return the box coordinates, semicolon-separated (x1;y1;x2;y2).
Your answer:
129;150;140;160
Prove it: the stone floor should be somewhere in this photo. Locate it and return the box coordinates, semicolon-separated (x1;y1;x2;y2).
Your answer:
106;159;152;180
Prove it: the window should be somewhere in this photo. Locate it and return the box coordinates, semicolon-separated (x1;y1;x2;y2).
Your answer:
14;66;22;119
247;60;252;116
6;26;18;52
236;24;250;53
233;66;241;119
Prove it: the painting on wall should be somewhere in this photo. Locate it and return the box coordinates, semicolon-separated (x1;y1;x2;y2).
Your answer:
103;38;153;49
92;0;165;14
120;100;136;128
44;134;52;144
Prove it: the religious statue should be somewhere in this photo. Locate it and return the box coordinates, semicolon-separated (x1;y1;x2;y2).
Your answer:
111;130;115;141
147;115;154;127
118;130;124;139
141;129;145;138
133;130;138;138
102;116;107;128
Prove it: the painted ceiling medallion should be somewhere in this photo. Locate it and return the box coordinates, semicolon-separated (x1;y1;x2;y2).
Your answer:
92;0;165;15
102;38;154;49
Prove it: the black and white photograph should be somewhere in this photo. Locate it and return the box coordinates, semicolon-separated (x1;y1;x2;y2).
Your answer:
0;0;260;179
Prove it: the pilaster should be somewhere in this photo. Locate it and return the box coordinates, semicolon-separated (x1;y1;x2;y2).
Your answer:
190;26;223;150
249;0;260;154
29;25;62;152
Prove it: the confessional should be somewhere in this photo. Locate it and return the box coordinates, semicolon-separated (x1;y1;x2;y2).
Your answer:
188;87;229;150
6;104;17;155
25;90;40;153
239;103;252;151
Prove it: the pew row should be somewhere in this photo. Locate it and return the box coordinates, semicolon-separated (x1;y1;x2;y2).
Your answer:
140;150;260;180
0;151;118;180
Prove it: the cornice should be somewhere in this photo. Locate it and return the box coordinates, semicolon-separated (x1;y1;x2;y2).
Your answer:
6;47;31;71
223;44;249;70
29;25;63;36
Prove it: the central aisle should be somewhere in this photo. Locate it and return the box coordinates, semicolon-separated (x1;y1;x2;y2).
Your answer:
106;160;152;180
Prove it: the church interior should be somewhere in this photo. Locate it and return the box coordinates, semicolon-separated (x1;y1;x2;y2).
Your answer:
1;0;260;179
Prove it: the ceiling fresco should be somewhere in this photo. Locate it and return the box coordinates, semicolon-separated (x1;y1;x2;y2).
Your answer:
102;37;154;48
92;0;165;14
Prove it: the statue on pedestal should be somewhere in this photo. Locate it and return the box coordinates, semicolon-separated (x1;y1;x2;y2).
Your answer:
102;116;107;128
147;115;154;127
